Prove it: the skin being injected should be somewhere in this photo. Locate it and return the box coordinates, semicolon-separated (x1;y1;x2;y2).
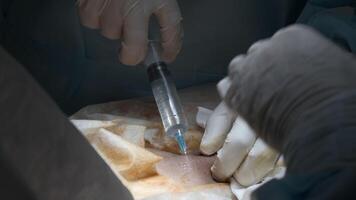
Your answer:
144;41;188;155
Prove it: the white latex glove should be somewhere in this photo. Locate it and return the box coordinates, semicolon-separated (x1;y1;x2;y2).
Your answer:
199;78;280;187
77;0;183;65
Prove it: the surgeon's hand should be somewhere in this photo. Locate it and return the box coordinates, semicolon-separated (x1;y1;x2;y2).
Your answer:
77;0;183;65
200;98;280;187
201;23;356;188
216;23;356;181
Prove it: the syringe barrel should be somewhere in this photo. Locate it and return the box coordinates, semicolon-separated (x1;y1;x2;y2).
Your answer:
147;62;188;137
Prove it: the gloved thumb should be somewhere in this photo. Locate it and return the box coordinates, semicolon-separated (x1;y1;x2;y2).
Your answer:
200;102;236;155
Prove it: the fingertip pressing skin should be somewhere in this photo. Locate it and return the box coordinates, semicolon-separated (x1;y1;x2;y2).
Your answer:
211;117;256;182
200;102;236;155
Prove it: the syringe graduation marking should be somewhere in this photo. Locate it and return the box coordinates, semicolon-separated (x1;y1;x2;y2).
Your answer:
145;42;188;155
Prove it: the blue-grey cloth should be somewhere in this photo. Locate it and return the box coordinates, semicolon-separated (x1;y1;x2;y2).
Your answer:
298;0;356;52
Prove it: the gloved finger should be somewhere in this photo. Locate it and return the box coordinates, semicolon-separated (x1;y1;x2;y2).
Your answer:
222;55;248;110
196;107;213;129
78;0;106;29
153;0;183;63
228;54;247;76
200;102;236;155
247;39;270;54
211;116;256;182
276;155;284;167
233;138;279;186
217;77;232;98
119;1;149;65
99;0;124;39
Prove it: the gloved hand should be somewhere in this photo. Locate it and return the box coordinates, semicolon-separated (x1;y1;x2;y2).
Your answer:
200;92;280;187
77;0;183;65
221;24;356;176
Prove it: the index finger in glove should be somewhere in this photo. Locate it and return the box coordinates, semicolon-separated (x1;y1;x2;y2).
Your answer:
99;0;124;39
77;0;106;29
153;0;183;63
200;102;237;155
119;1;149;65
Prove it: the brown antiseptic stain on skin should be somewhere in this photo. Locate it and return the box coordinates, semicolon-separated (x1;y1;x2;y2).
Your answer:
87;130;162;181
72;88;236;199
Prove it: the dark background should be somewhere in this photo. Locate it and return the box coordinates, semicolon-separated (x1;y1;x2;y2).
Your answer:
0;0;307;114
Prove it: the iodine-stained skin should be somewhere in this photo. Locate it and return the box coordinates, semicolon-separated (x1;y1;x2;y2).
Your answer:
70;86;231;198
151;149;217;187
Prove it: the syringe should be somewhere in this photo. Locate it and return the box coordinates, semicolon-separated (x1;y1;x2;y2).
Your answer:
144;41;188;155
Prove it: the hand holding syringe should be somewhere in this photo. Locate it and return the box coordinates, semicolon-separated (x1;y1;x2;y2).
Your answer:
144;41;188;155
